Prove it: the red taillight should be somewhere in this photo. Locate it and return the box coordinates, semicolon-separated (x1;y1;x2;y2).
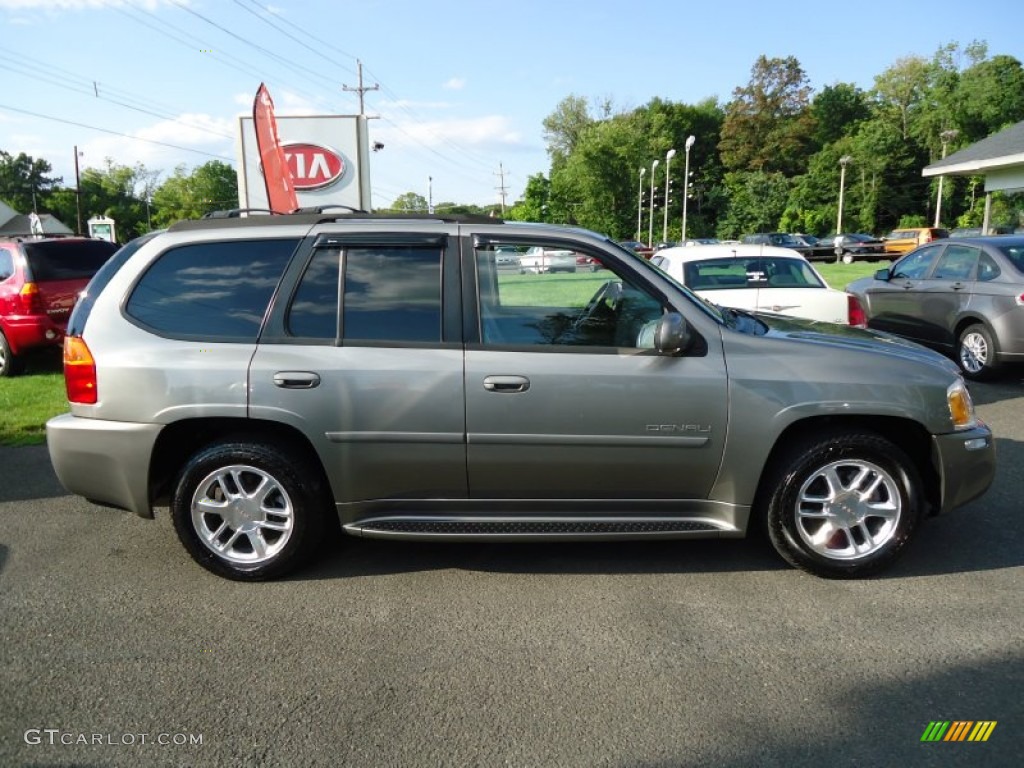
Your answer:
18;282;45;314
847;294;867;328
64;336;97;404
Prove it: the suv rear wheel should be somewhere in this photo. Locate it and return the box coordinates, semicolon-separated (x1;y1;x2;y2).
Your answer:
0;330;25;377
171;440;329;580
764;431;923;578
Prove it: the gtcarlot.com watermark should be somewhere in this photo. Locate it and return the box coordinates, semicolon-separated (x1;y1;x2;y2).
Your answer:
25;728;203;747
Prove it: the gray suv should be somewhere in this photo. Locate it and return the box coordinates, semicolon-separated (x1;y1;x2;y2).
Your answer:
47;213;996;580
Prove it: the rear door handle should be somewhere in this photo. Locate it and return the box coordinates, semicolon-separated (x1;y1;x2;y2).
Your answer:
483;375;530;393
273;371;321;389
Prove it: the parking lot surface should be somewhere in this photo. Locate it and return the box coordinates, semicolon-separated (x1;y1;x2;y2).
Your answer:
2;376;1023;767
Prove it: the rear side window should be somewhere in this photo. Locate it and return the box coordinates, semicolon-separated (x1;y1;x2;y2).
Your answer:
343;246;442;343
126;239;297;340
285;245;443;343
23;239;118;281
0;248;14;281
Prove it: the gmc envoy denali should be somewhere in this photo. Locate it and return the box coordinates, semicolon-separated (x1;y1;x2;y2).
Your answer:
46;212;996;580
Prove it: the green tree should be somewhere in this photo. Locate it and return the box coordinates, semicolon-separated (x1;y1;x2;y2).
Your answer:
955;54;1024;142
151;160;238;227
542;95;595;169
716;170;791;238
872;56;930;140
0;150;62;212
506;173;551;222
389;192;428;212
65;159;159;239
811;83;870;148
718;56;815;176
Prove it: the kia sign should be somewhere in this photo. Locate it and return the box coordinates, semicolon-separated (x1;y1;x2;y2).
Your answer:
237;114;371;211
280;142;345;190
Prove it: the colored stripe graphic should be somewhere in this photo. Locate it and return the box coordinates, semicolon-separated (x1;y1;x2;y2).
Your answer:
968;722;997;742
921;721;949;741
921;720;996;742
945;721;973;741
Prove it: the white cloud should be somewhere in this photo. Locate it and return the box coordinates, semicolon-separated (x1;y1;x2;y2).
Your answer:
442;77;466;91
78;113;234;177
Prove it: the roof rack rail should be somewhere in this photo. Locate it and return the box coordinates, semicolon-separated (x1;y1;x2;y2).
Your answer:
201;208;280;219
290;204;368;215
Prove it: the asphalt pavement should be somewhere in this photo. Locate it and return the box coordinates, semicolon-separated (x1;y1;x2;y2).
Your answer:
1;376;1023;767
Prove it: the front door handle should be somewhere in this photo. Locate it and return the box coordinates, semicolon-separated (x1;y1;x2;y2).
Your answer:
483;375;530;393
273;371;321;389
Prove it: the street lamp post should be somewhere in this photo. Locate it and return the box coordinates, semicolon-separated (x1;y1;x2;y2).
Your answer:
836;155;852;235
681;135;695;242
647;159;659;247
636;167;645;241
662;148;676;242
934;129;959;227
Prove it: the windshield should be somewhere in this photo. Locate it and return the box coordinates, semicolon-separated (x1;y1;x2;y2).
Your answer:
682;257;825;290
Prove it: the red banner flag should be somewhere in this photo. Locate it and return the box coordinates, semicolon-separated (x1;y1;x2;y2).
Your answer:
253;83;298;214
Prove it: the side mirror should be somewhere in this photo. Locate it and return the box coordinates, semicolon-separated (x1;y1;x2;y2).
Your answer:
874;268;890;281
654;312;692;355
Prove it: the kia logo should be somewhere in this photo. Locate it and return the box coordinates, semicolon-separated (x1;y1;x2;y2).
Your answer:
280;142;346;190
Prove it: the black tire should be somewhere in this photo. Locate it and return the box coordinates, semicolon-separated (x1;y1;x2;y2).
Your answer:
0;330;25;377
171;440;330;580
957;323;1000;381
763;431;923;578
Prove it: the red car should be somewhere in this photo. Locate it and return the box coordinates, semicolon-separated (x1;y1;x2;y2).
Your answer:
0;237;119;375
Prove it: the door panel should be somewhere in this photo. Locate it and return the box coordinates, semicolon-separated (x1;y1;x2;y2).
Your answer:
465;348;728;499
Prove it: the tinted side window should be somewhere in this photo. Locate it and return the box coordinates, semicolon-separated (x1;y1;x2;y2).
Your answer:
287;248;339;339
933;245;979;280
892;246;941;279
126;239;297;340
342;246;442;343
977;253;1001;281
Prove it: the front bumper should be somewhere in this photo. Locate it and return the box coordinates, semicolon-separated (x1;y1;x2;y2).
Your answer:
46;414;162;518
931;424;996;515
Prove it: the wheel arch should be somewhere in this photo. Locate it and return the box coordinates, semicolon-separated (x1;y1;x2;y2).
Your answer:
751;415;939;524
953;314;997;348
149;417;332;509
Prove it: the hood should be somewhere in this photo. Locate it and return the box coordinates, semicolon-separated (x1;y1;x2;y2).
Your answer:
756;313;960;375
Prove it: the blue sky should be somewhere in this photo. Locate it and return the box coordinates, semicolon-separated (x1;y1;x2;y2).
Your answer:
1;0;1021;209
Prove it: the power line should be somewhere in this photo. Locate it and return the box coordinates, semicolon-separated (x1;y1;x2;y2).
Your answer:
0;103;228;160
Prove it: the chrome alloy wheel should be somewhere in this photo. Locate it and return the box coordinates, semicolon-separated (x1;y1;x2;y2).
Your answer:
190;465;294;565
794;459;901;561
959;331;989;374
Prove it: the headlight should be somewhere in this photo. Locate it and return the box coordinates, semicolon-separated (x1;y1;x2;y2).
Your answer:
947;379;978;430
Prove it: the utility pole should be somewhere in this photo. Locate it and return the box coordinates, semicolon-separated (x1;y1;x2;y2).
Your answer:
74;145;83;236
342;59;379;116
494;163;509;215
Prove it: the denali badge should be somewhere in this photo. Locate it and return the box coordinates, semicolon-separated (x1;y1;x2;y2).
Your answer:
646;424;711;433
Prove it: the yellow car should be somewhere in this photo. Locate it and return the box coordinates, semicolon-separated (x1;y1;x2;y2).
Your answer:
883;227;949;254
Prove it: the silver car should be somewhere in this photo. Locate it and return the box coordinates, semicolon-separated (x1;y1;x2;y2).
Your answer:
46;215;995;581
846;235;1024;379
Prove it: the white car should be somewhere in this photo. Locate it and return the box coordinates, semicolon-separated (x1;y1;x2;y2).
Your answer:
518;246;578;274
650;244;857;325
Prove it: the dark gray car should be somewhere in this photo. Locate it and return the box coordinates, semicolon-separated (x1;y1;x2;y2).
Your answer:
846;235;1024;379
46;213;995;581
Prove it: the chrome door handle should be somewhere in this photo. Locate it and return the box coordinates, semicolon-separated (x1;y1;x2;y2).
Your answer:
483;375;530;393
273;371;321;389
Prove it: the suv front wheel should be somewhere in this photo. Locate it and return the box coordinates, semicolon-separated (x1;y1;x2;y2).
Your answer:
171;440;329;580
763;431;923;578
